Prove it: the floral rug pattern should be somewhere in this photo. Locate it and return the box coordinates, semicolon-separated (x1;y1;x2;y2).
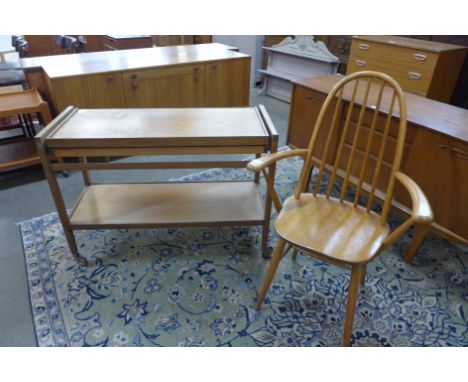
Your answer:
19;156;467;346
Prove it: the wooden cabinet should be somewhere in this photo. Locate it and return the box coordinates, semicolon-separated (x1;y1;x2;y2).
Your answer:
404;130;468;240
49;73;127;111
24;35;106;56
21;44;251;114
123;64;206;108
347;36;467;102
206;59;250;107
103;35;153;50
287;74;468;246
287;85;337;163
124;59;250;108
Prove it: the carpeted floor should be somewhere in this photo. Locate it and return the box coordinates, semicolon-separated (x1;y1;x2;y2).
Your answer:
18;155;467;346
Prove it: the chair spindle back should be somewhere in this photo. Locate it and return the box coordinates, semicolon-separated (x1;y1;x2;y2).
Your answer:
295;71;407;223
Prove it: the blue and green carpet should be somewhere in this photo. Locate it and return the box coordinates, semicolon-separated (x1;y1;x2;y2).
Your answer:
19;155;467;346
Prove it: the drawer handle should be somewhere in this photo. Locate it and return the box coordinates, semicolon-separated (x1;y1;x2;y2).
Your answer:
438;144;468;160
107;76;115;82
413;53;427;61
358;43;370;50
130;74;139;90
408;72;422;80
211;63;218;70
355;60;366;67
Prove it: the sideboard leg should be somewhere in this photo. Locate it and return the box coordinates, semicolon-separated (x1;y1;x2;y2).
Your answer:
404;223;431;263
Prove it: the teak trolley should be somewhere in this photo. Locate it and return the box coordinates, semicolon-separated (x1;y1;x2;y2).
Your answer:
36;106;278;265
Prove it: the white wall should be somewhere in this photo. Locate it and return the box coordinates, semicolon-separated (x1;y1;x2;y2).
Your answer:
213;35;264;86
0;35;19;63
0;35;13;50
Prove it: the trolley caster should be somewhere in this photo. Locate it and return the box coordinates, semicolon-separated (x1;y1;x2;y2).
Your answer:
262;247;273;259
74;255;88;266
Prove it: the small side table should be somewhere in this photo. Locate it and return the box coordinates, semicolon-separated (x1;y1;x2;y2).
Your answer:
0;88;52;172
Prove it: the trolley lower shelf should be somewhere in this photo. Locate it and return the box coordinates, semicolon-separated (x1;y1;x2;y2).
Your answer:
69;181;265;229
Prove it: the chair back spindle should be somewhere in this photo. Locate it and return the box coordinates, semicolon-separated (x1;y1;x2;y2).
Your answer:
295;71;407;222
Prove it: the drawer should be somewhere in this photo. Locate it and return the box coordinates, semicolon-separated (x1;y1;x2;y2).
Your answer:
347;55;433;96
350;39;439;72
346;104;416;143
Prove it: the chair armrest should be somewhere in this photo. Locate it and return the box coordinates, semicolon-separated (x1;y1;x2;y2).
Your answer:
247;149;308;173
395;171;433;223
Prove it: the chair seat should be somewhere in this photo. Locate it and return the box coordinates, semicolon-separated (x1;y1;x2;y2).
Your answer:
275;194;390;264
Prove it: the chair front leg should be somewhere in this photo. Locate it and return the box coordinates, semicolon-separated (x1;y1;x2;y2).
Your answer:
342;263;364;346
256;238;287;310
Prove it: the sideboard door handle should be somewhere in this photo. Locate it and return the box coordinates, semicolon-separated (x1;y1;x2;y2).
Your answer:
438;144;468;160
355;60;366;67
408;71;422;80
358;43;370;50
413;53;427;61
130;74;139;90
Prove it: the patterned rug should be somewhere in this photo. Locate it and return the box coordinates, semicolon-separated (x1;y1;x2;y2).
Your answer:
19;155;467;346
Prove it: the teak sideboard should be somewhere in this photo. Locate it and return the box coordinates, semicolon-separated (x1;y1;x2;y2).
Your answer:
35;106;278;265
287;74;468;255
20;43;251;115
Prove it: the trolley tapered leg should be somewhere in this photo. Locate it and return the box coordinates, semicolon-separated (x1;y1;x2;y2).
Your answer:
35;141;88;266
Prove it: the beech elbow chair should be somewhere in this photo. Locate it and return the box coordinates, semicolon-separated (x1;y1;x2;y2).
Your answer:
248;71;433;346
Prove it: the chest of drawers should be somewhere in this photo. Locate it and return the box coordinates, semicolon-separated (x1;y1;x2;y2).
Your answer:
347;35;467;102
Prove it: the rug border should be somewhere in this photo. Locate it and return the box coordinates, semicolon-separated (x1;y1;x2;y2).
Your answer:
18;222;40;347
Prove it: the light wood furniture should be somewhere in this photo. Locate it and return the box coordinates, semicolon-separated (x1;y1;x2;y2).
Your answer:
151;36;212;46
35;105;278;265
24;35;104;56
287;73;468;255
102;35;153;51
347;35;467;102
20;43;251;115
259;36;339;102
0;85;23;95
0;88;52;172
249;71;432;346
